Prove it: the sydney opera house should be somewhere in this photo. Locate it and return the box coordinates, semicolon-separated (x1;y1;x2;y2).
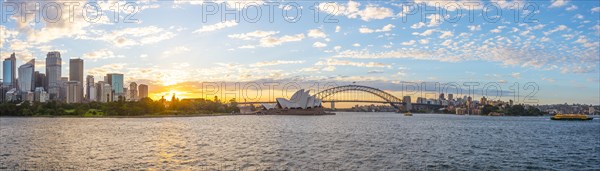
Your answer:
260;89;333;115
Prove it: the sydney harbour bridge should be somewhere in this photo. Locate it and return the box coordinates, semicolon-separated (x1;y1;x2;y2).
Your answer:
237;85;443;111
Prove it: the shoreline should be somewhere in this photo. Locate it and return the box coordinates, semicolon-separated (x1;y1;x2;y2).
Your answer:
1;112;597;118
0;113;245;118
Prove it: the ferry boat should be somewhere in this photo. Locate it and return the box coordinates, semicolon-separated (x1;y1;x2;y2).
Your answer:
403;112;413;116
551;114;593;121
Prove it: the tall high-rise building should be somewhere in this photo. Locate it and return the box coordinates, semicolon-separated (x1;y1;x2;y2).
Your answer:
65;81;82;103
2;53;17;88
86;75;95;102
138;84;148;99
69;58;84;102
95;81;105;102
46;51;62;100
101;83;112;103
34;71;46;89
448;94;454;101
17;59;35;93
129;82;138;101
106;73;124;101
69;58;84;82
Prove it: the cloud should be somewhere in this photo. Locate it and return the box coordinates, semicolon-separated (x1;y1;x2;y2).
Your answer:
541;77;555;82
411;22;426;29
401;40;416;46
316;59;391;68
77;26;176;47
359;27;374;33
162;46;191;56
367;70;384;74
549;0;567;8
238;45;256;49
300;66;336;72
88;63;128;76
228;30;279;40
259;34;305;47
468;25;481;31
307;29;327;38
352;43;361;47
250;60;305;67
335;26;341;32
566;5;578;11
543;25;568;35
511;72;521;79
318;1;394;21
415;29;437;36
313;42;328;48
439;31;454;39
193;21;238;33
426;14;442;27
592;7;600;13
82;49;124;61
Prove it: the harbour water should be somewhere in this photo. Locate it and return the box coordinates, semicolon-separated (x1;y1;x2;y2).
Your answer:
1;113;599;170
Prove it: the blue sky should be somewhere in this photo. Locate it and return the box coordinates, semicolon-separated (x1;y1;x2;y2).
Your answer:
0;0;599;104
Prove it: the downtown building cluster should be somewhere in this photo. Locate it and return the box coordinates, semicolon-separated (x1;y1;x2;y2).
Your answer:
0;52;149;103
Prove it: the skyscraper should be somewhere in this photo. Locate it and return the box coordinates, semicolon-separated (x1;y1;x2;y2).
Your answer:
138;84;148;99
2;53;17;88
86;75;95;102
69;58;84;102
17;59;35;93
65;81;82;103
46;51;62;100
129;82;138;101
106;73;124;101
69;58;84;83
34;71;46;89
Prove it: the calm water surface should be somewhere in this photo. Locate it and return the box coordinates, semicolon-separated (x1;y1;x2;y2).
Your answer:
1;113;599;170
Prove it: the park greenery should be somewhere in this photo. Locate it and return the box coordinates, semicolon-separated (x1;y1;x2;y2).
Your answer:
480;104;545;116
0;97;240;117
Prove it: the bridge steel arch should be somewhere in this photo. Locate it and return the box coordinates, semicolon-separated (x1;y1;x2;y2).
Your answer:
313;85;403;109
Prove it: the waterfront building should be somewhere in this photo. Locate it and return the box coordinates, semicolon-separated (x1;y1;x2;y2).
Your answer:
439;93;445;100
86;75;95;102
448;94;453;101
95;81;105;102
106;73;124;101
273;89;322;109
3;53;17;88
46;51;62;100
34;87;49;103
17;59;35;93
5;88;18;102
101;83;112;102
59;77;69;102
65;81;82;103
138;84;148;99
34;71;46;89
69;58;84;101
23;91;34;102
129;82;138;101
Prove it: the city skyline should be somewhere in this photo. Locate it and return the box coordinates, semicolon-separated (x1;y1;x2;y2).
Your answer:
0;0;598;105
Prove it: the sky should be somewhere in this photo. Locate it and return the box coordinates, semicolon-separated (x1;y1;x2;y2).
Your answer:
0;0;599;105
